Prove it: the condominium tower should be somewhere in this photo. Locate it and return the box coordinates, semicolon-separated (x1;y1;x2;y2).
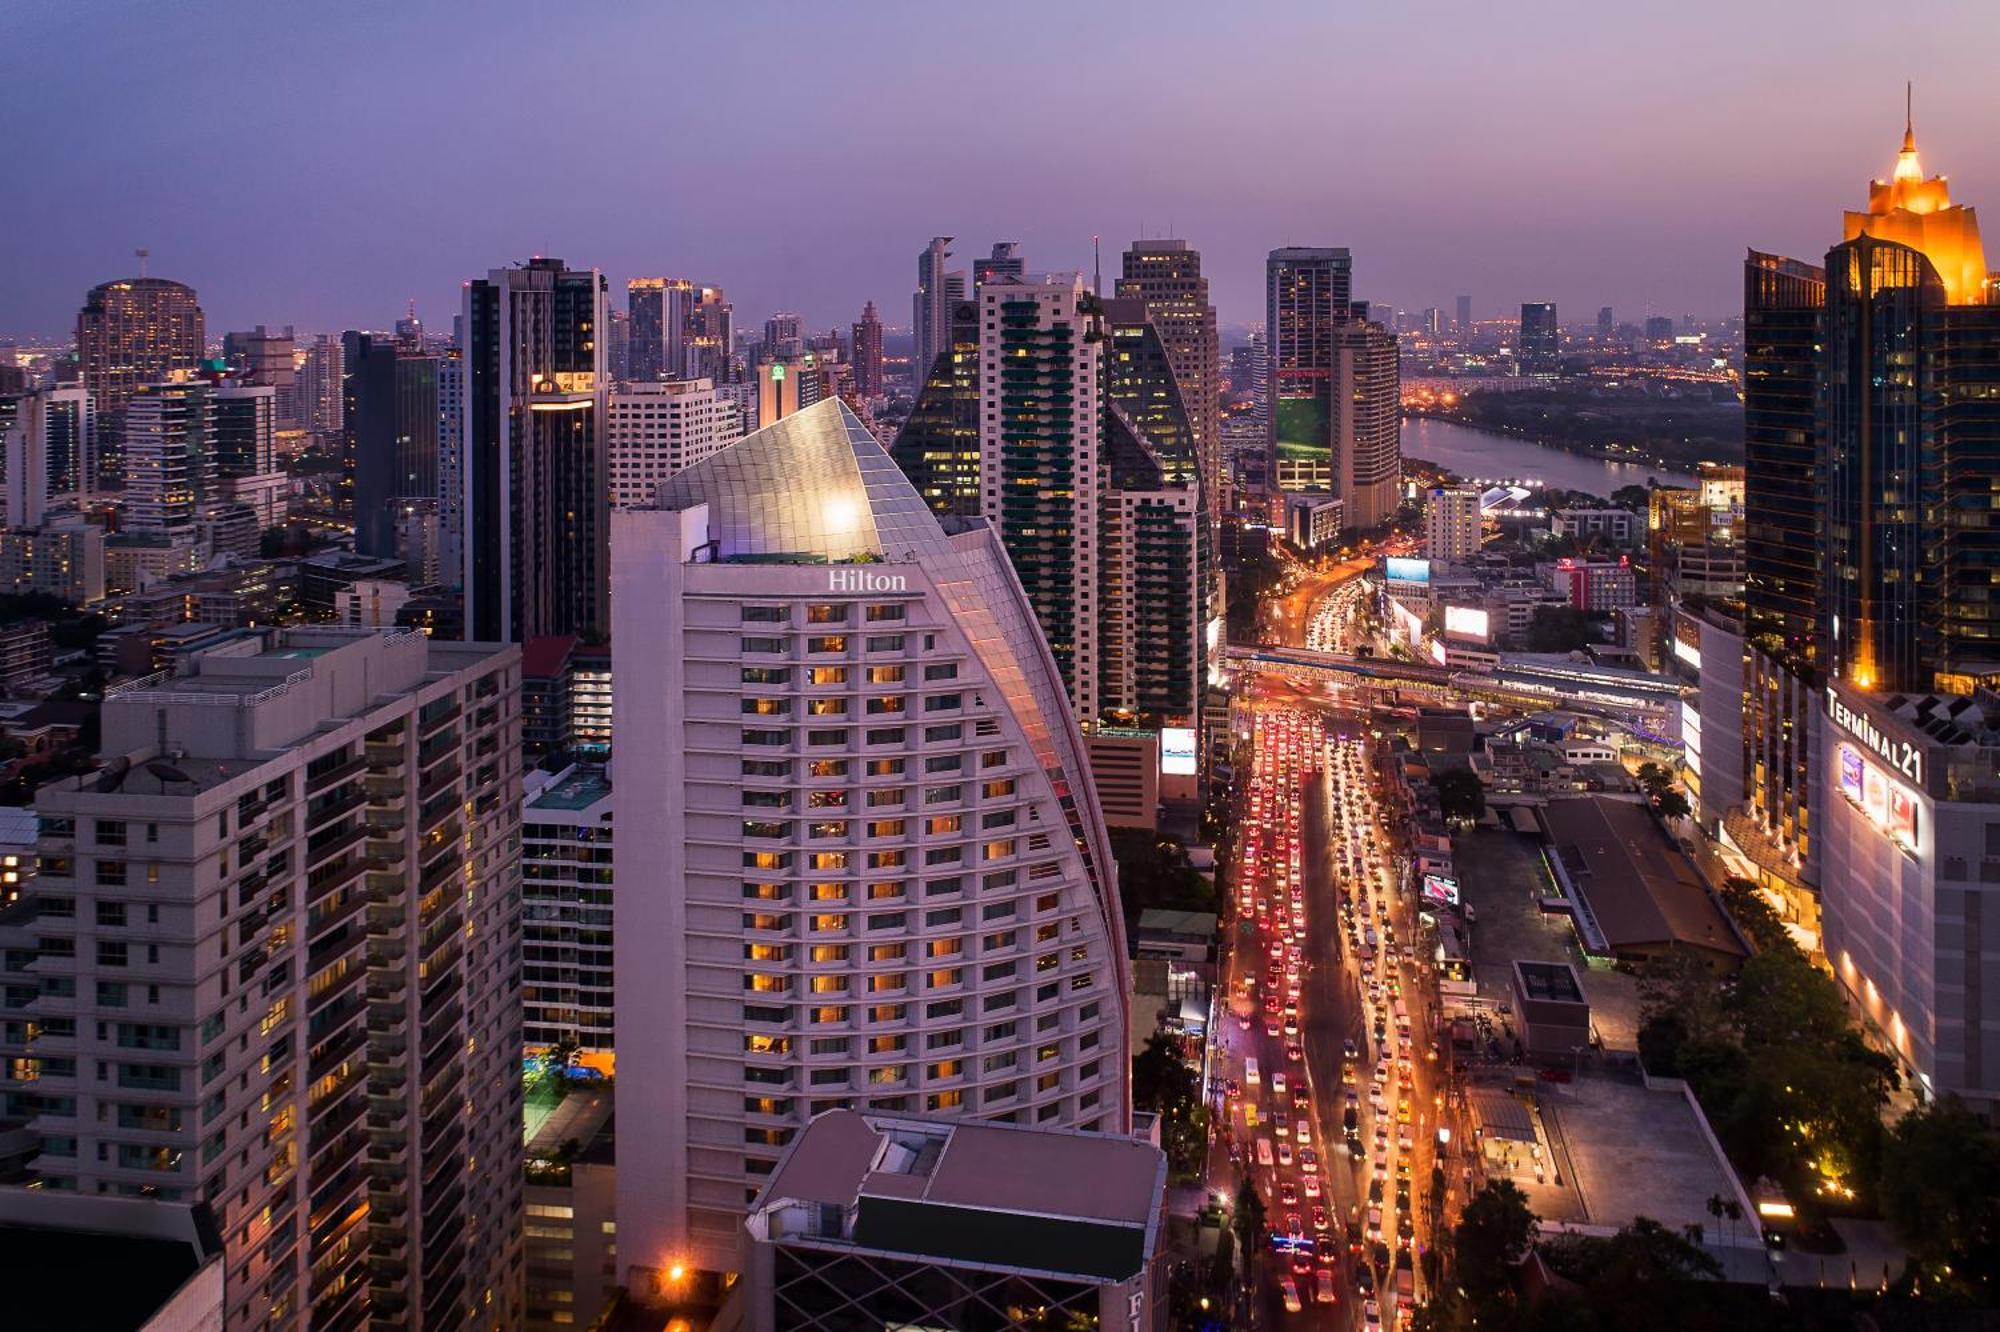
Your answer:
609;399;1130;1277
1118;240;1221;517
606;378;743;507
76;275;205;488
0;627;525;1330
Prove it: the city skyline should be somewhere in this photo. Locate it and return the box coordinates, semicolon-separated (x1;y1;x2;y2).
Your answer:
5;3;1996;337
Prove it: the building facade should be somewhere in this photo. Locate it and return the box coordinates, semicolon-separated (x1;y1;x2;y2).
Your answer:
76;276;204;488
1424;485;1481;564
0;628;524;1330
606;378;742;508
1118;241;1221;522
610;400;1130;1277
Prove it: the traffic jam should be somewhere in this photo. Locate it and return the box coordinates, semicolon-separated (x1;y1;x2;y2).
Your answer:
1226;706;1424;1327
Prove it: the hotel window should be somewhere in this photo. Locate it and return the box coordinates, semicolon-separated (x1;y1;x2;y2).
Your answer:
809;976;850;995
741;729;790;746
865;727;906;746
809;945;849;962
983;930;1017;950
924;663;958;681
867;912;907;931
808;759;849;778
982;749;1009;769
926;938;964;959
744;851;789;870
808;666;848;685
867;881;906;901
809;915;847;934
867;820;906;839
926;815;963;835
745;974;787;993
743;882;789;901
870;1004;906;1024
869;943;907;962
807;729;850;747
807;791;847;809
740;606;789;624
808;884;848;902
867;758;906;777
741;667;790;685
927;968;962;989
925;755;963;774
807;698;849;717
807;636;846;654
983;839;1017;862
808;821;848;840
867;850;906;869
866;788;906;809
866;696;906;715
743;759;791;778
806;604;848;625
867;666;906;684
925;785;963;806
982;779;1016;798
808;852;847;870
924;723;961;742
865;604;906;622
745;1034;791;1055
867;974;906;994
927;1060;962;1080
869;1034;907;1055
746;943;790;962
866;635;905;652
740;637;786;654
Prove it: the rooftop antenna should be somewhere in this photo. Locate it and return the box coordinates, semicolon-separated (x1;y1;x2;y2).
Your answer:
135;248;149;278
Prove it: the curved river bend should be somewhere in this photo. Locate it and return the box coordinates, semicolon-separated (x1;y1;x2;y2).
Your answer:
1403;416;1696;493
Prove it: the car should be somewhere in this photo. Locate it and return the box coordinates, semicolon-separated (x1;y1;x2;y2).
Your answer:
1399;1126;1414;1151
1313;1207;1331;1233
1280;1182;1299;1207
1286;1041;1304;1062
1272;1073;1288;1097
1266;1020;1282;1038
1397;1214;1415;1246
1300;1148;1319;1174
1362;1297;1382;1328
1341;1064;1358;1085
1280;1278;1304;1314
1293;1089;1311;1111
1352;1259;1375;1295
1303;1174;1323;1199
1277;1142;1294;1167
1296;1119;1312;1146
1286;1212;1305;1240
1315;1267;1338;1305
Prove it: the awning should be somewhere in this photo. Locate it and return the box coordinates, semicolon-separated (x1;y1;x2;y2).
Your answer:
1470;1088;1538;1142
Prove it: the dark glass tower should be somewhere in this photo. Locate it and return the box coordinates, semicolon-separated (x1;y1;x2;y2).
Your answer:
1743;251;1826;670
889;299;981;518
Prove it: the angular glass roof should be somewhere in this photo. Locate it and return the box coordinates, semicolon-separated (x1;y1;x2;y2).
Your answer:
656;398;950;563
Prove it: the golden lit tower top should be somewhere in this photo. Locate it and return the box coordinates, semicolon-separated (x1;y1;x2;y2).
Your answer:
1843;84;1991;304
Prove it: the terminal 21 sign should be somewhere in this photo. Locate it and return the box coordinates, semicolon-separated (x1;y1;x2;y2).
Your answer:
1825;687;1924;786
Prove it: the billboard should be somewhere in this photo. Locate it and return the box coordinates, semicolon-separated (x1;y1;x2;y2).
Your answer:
1421;874;1460;907
1385;557;1431;585
1443;605;1490;642
1161;727;1198;776
1836;742;1918;854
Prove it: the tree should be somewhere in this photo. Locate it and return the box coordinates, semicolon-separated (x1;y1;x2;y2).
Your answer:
1878;1094;2000;1304
1231;1177;1267;1270
1131;1032;1207;1178
1611;483;1655;512
1434;766;1485;823
1452;1179;1539;1309
1543;1217;1725;1332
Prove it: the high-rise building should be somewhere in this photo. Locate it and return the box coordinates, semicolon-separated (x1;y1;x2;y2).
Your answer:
343;331;441;560
973;241;1026;288
0;627;525;1330
1118;240;1221;525
1;386;92;525
122;381;215;541
1424;485;1482;564
1648;464;1746;601
521;763;616;1061
1597;306;1615;335
913;237;962;384
980;273;1104;720
209;381;285;544
850;301;884;399
461;257;610;641
606;377;743;506
437;349;466;587
609;398;1130;1277
1455;294;1473;340
1265;247;1352;493
297;332;346;437
688;286;736;384
763;312;804;360
627;277;693;383
890;299;981;519
222;324;299;429
76;274;204;488
1329;320;1402;529
1519;302;1559;373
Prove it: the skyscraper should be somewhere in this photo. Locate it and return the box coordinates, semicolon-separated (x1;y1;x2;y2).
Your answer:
76;274;205;488
121;381;214;541
0;386;92;524
606;377;742;506
1328;319;1402;529
609;399;1130;1278
1455;293;1473;341
0;627;525;1329
1265;247;1352;493
344;330;441;560
850;301;884;399
1118;239;1221;522
222;324;298;429
1597;305;1615;335
912;237;961;384
763;312;804;359
1519;302;1559;373
973;241;1026;288
437;349;466;587
461;257;610;641
297;332;346;437
889;299;981;518
628;277;684;383
979;273;1104;720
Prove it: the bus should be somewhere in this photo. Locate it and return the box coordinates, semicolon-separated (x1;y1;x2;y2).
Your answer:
1245;1057;1262;1087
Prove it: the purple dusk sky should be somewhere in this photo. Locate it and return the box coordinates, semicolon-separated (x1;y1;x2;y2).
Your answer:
3;0;1996;341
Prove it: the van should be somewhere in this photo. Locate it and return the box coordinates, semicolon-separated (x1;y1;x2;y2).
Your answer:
1392;1001;1408;1030
1245;1057;1261;1087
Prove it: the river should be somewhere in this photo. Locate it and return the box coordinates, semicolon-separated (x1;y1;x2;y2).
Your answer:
1402;416;1695;494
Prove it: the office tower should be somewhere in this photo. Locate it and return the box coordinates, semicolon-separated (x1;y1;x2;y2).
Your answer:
763;313;804;360
1;386;91;525
1265;247;1352;493
297;333;346;437
1455;293;1473;340
1419;307;1441;335
1247;328;1267;406
1644;315;1676;343
76;274;205;488
851;302;884;399
437;350;466;587
122;381;214;540
912;237;961;383
1519;302;1559;372
1099;297;1207;728
1597;306;1615;335
461;257;610;641
608;309;631;383
628;277;689;383
606;377;743;506
208;382;285;547
979;273;1105;720
609;398;1131;1277
1742;251;1825;679
1320;317;1402;528
973;241;1026;288
688;287;736;383
521;763;616;1060
890;299;982;518
0;628;525;1330
1118;240;1221;523
222;325;298;429
343;331;440;559
1424;484;1482;563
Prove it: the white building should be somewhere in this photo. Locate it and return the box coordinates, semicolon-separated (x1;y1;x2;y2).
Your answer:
1819;681;2000;1113
607;377;742;507
521;763;616;1061
0;627;525;1329
1551;507;1639;545
610;399;1131;1277
1424;485;1482;564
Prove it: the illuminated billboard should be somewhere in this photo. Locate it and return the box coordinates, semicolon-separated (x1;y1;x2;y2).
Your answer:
1421;874;1460;907
1443;605;1490;642
1836;742;1918;854
1385;557;1431;585
1160;727;1198;776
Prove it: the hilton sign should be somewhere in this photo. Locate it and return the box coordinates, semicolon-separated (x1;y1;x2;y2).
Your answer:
1825;687;1924;786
